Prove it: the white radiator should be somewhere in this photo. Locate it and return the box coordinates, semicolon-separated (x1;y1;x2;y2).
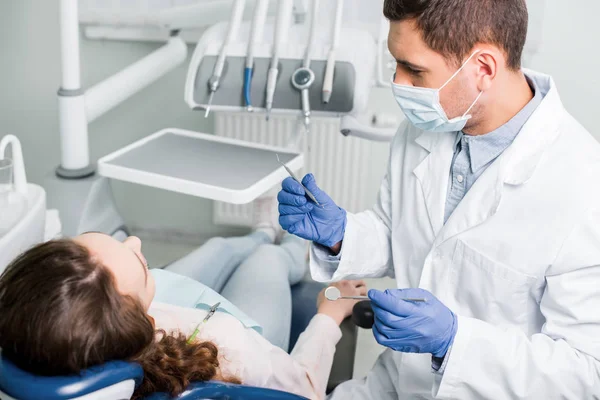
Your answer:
213;113;391;227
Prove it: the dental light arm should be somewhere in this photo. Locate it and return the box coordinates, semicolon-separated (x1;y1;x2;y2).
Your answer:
85;36;187;123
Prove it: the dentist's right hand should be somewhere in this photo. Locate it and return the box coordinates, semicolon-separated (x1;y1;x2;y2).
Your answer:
278;174;347;249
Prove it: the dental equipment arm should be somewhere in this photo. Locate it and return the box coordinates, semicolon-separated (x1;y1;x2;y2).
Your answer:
340;115;398;142
205;0;246;118
85;36;187;123
266;0;294;120
58;0;189;177
376;17;393;89
323;0;344;103
245;0;270;111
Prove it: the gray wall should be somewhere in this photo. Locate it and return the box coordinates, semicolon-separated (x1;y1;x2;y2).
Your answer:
526;1;598;134
0;0;597;237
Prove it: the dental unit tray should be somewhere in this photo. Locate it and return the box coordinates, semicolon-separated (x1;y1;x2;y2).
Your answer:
97;129;303;204
185;22;377;117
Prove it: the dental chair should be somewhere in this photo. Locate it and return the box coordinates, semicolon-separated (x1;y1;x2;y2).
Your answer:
0;282;375;400
0;356;306;400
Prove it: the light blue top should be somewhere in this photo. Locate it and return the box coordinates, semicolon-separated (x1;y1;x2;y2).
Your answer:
443;77;544;223
150;269;263;334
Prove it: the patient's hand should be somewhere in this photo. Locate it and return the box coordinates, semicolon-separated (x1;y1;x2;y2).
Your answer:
317;280;367;325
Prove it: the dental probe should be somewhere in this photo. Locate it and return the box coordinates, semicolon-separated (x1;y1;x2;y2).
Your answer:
325;286;427;302
276;154;322;208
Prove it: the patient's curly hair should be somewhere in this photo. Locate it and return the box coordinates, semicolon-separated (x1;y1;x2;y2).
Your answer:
0;240;240;399
134;330;240;398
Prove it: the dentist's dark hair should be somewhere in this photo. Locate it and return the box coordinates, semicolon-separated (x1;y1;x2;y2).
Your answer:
383;0;528;70
0;239;240;399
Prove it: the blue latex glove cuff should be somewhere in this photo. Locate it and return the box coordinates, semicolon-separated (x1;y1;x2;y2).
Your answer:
369;288;458;358
316;207;347;248
433;311;457;358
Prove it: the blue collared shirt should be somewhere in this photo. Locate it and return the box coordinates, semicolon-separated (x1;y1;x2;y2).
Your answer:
444;78;543;223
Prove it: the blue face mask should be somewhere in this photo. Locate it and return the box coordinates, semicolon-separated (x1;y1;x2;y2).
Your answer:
391;51;483;133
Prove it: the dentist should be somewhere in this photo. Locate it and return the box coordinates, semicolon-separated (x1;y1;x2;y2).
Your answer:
278;0;600;398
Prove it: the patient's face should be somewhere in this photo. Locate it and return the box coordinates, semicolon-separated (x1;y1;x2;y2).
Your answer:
75;233;156;310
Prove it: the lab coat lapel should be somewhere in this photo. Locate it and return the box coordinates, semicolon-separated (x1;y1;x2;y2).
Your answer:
434;156;505;247
413;131;456;237
503;70;564;185
434;70;565;246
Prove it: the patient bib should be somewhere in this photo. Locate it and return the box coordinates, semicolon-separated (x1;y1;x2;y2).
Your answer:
150;269;263;335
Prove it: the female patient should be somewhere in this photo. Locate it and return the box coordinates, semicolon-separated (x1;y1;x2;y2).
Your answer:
0;197;365;400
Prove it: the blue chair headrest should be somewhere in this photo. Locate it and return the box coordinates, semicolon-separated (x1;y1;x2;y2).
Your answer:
143;381;309;400
0;354;144;400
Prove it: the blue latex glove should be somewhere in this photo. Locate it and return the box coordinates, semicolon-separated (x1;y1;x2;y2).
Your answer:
369;288;458;358
278;174;347;247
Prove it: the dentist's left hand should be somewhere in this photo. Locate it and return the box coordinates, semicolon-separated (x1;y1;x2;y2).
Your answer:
369;288;458;358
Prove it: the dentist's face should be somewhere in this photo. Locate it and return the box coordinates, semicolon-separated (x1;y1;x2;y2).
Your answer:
75;233;156;310
388;19;482;122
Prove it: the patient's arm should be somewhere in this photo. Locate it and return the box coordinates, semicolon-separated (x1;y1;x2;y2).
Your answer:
243;313;343;400
224;280;366;399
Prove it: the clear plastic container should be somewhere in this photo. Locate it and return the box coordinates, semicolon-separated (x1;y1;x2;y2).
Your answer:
0;159;27;237
0;159;12;197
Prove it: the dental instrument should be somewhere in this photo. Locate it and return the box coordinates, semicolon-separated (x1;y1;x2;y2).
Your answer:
266;0;294;121
276;154;321;207
188;302;220;344
291;68;315;131
323;0;344;103
244;0;270;112
291;0;320;134
325;286;427;302
205;0;246;118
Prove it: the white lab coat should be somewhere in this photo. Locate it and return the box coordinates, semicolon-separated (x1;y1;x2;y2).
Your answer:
313;70;600;400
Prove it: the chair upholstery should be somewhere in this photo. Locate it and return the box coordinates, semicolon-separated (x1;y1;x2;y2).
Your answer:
0;355;143;400
143;381;308;399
